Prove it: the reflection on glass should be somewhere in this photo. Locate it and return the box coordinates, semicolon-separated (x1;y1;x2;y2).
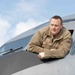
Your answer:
70;41;75;55
0;35;33;56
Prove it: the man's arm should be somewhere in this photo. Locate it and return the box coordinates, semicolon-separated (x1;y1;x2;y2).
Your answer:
27;31;44;53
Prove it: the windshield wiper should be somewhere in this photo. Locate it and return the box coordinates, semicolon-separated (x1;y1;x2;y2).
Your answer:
1;46;23;55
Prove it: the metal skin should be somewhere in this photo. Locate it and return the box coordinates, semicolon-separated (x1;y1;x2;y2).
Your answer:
0;14;75;75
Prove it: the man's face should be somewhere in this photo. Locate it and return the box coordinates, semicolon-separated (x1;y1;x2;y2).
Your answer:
50;18;63;36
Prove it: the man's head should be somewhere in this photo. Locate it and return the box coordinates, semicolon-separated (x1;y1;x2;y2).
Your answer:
50;15;63;36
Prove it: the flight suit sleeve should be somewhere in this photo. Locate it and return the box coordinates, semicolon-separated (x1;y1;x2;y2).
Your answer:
27;31;44;53
44;32;72;59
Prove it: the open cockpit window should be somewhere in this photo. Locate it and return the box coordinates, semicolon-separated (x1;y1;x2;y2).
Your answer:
69;30;74;55
69;29;75;55
69;30;74;36
70;41;75;55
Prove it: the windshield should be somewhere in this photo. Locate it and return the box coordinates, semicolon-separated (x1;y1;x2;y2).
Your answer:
0;35;33;56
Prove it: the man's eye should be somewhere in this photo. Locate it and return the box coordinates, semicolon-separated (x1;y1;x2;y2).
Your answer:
51;24;54;26
55;25;59;27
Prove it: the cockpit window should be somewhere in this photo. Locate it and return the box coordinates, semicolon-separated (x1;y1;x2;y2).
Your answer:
69;30;74;36
70;41;75;55
0;35;33;56
69;30;74;55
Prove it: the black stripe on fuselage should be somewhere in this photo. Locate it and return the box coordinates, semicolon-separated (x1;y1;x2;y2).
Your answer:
0;50;58;75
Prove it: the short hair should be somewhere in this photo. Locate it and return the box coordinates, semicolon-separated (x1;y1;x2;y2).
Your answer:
50;15;63;24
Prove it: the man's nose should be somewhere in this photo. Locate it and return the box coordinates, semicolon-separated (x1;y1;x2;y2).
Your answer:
52;25;55;28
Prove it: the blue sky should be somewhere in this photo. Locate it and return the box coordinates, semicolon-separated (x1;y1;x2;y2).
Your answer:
0;0;75;46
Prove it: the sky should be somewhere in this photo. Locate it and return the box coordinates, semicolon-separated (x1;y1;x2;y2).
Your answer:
0;0;75;47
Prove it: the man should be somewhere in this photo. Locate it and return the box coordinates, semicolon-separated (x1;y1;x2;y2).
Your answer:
27;15;72;59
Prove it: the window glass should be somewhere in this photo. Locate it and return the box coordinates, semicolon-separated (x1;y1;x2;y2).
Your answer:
70;41;75;55
0;35;33;55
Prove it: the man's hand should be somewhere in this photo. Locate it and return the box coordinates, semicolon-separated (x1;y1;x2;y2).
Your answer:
38;52;45;59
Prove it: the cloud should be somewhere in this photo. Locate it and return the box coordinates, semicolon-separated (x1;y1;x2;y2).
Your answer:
11;0;48;17
0;16;45;47
0;0;49;47
16;2;36;13
13;18;42;36
0;17;11;46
